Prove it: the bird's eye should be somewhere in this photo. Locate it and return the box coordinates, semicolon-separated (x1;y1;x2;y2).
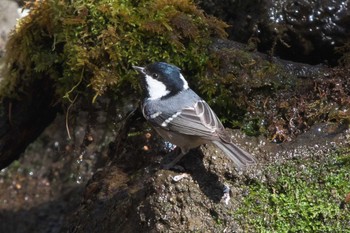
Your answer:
152;73;158;79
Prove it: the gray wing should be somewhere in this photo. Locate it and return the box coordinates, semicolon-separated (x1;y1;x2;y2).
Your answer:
147;100;227;140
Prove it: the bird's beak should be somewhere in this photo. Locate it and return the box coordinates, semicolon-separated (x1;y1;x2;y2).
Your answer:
132;65;145;75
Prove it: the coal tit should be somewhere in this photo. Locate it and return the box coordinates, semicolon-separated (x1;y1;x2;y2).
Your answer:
133;62;256;168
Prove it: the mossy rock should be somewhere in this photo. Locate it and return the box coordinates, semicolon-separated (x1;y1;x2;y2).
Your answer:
0;0;228;103
1;0;349;142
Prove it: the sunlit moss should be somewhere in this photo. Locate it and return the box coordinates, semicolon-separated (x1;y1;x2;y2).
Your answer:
234;151;350;232
0;0;228;102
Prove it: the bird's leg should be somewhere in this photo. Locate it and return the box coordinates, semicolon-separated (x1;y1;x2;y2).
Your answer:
162;147;187;169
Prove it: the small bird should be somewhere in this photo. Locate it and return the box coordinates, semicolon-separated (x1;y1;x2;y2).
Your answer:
133;62;256;168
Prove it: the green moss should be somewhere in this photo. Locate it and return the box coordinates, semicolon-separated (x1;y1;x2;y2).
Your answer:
234;151;350;232
0;0;228;102
197;47;283;133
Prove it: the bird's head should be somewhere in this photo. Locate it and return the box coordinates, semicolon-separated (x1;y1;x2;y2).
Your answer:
133;62;189;100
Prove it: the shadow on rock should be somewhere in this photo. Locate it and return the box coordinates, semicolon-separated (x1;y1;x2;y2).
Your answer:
173;150;225;203
0;186;83;233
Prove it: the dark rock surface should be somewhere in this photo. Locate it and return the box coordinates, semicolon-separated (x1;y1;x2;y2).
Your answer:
196;0;350;65
0;104;348;232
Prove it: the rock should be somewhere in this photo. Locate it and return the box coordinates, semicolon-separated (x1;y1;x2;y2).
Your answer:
196;0;350;65
0;0;20;57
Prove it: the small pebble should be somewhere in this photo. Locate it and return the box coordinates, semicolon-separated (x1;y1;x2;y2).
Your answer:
172;173;189;182
222;184;230;205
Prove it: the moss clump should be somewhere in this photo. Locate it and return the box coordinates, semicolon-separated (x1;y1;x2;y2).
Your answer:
234;151;350;232
0;0;228;102
198;44;350;140
197;46;285;135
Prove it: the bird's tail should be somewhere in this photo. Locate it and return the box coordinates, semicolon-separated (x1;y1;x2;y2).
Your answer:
212;141;256;168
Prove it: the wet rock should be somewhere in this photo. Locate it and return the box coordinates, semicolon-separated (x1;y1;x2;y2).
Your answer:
0;95;348;232
196;0;350;65
0;0;19;58
66;122;349;232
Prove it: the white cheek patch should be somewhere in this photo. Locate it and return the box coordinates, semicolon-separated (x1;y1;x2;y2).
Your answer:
145;75;170;100
179;73;189;90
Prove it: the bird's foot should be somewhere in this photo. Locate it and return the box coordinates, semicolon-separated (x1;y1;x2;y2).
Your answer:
161;148;186;170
